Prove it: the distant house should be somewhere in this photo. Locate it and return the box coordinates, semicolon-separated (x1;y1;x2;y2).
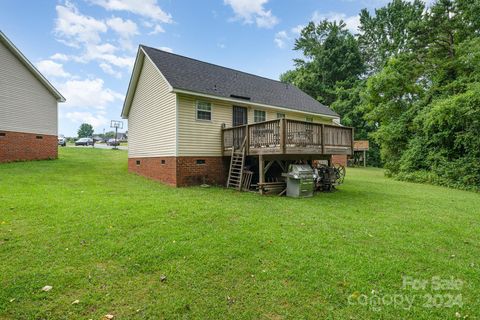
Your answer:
0;31;65;162
122;46;352;187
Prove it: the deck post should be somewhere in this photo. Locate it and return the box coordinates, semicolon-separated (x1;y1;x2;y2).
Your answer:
321;124;325;154
363;150;367;167
259;154;265;195
245;124;250;156
351;127;355;156
280;118;286;154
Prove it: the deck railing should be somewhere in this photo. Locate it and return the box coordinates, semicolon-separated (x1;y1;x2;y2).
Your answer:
222;118;353;156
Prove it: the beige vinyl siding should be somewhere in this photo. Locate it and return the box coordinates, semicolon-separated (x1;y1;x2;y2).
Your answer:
0;41;57;135
250;108;333;124
177;94;232;156
128;57;176;157
177;93;336;156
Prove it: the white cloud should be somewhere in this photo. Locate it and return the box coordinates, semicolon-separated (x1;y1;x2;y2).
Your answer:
54;3;135;77
55;1;107;48
64;111;109;129
50;53;70;61
274;31;289;48
224;0;278;28
107;17;139;50
58;78;124;132
106;17;138;36
89;0;172;23
148;25;165;35
311;11;360;33
158;46;173;53
291;24;304;35
273;25;306;49
99;63;122;78
58;78;124;110
36;60;71;78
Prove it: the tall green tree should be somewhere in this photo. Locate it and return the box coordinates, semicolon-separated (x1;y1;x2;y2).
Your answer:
77;123;94;138
281;20;364;106
358;0;425;74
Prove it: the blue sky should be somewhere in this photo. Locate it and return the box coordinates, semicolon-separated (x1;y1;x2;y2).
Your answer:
0;0;388;136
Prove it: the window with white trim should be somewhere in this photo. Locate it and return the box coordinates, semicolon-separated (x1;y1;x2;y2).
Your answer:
196;101;212;121
277;113;285;119
254;110;266;123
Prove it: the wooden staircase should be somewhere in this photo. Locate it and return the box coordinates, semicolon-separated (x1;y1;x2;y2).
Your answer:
227;137;247;190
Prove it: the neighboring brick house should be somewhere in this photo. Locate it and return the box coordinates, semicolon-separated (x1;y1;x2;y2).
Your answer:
122;46;353;187
0;31;65;163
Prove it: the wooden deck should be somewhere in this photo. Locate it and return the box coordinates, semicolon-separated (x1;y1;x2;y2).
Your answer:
222;119;353;156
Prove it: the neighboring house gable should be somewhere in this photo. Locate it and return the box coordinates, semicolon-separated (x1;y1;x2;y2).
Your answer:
0;31;64;162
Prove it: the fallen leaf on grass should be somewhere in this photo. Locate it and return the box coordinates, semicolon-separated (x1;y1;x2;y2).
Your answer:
71;300;80;304
160;275;167;282
41;285;53;292
103;314;114;319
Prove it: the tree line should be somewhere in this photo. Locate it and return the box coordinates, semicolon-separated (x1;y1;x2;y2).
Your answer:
281;0;480;190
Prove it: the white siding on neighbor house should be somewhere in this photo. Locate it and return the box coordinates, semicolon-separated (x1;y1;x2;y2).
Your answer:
128;56;176;157
0;41;57;135
177;93;336;156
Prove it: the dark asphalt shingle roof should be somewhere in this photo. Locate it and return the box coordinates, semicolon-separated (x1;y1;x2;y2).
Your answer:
141;45;339;117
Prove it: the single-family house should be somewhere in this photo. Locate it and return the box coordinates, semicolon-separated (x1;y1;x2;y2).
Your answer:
0;31;65;162
121;45;353;188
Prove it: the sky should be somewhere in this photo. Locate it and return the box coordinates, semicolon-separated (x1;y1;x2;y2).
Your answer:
0;0;392;137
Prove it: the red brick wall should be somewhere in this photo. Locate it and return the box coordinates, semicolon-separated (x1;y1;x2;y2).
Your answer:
128;156;227;187
128;156;177;186
176;156;227;187
331;154;347;166
0;130;57;163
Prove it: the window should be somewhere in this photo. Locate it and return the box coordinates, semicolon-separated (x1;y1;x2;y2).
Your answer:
305;117;313;122
254;110;266;123
136;160;141;166
277;113;285;119
36;135;43;139
161;160;166;165
196;159;206;165
196;101;212;121
0;132;5;137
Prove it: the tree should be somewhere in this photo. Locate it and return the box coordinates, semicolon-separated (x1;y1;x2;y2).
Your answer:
77;123;94;138
281;20;364;106
104;131;116;139
358;0;425;74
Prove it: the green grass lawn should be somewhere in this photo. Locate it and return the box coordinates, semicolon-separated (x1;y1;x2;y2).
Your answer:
0;148;479;319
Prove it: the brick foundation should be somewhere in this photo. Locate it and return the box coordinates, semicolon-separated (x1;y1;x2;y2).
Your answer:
331;154;347;166
0;130;58;163
128;156;177;186
128;156;228;187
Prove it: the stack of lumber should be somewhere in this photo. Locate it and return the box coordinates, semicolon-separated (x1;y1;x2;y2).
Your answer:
257;182;286;195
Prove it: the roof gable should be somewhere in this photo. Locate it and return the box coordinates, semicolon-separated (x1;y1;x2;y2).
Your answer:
137;45;338;118
0;31;65;102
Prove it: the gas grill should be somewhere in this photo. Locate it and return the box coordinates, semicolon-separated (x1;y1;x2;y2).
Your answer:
284;164;316;198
